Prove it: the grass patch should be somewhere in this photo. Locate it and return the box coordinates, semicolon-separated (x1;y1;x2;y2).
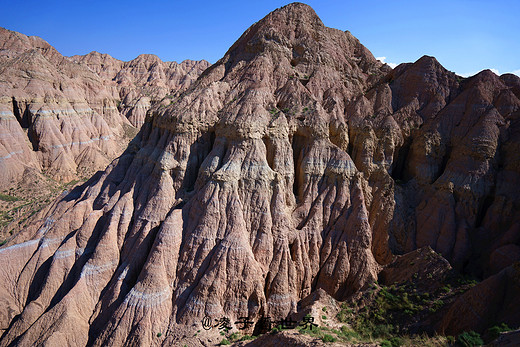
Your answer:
457;331;483;347
0;194;20;202
240;335;255;341
228;332;243;342
321;333;336;342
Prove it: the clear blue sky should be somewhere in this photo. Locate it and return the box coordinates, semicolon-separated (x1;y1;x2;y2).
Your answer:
1;0;518;77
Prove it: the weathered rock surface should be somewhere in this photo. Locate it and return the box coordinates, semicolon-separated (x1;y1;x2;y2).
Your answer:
0;27;208;190
70;52;209;127
488;329;520;347
0;27;122;186
378;246;452;289
0;2;519;346
437;262;520;336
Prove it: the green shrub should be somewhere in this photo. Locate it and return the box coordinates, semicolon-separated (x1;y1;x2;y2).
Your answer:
156;332;162;337
372;324;394;338
322;315;327;320
219;338;230;345
488;323;512;340
321;334;336;342
339;325;360;340
457;331;483;347
240;335;255;341
271;325;282;334
229;332;240;341
386;336;402;347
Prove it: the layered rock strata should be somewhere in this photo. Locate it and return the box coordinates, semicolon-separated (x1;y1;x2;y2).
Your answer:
70;52;209;127
0;27;208;189
0;3;519;346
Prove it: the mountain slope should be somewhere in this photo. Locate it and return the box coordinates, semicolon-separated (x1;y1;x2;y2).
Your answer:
0;27;208;239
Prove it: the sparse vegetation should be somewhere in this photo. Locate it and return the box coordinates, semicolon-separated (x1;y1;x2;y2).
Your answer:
488;323;512;340
219;338;230;345
330;278;483;345
456;275;478;287
228;332;241;341
321;333;336;342
271;325;282;334
0;194;20;202
456;331;483;347
336;302;353;322
240;335;255;341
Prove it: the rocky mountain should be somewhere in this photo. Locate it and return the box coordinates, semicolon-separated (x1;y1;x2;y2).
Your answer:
0;27;208;238
70;52;209;127
0;3;519;346
0;26;208;188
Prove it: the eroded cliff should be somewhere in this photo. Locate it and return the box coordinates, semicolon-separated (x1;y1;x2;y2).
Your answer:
0;3;519;346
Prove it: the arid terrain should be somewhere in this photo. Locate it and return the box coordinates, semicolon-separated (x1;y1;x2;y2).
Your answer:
0;3;519;346
0;27;208;240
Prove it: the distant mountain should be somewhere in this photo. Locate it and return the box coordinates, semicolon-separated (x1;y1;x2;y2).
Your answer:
0;3;519;346
0;26;209;188
70;52;209;127
0;27;208;240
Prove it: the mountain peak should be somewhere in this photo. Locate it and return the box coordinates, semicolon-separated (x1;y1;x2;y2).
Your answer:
216;1;379;86
268;2;323;23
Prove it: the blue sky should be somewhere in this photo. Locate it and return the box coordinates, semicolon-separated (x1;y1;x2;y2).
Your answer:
1;0;518;77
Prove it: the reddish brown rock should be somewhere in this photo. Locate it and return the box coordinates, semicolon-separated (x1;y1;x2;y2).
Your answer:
71;52;210;127
437;262;520;336
0;27;208;191
0;2;519;346
378;246;452;289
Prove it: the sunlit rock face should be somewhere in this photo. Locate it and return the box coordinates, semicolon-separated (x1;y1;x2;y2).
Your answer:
0;27;209;188
71;52;210;127
0;3;519;346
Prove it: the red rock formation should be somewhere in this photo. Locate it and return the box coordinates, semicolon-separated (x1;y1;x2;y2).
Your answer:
437;262;520;335
0;2;519;345
71;52;209;127
0;27;208;190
